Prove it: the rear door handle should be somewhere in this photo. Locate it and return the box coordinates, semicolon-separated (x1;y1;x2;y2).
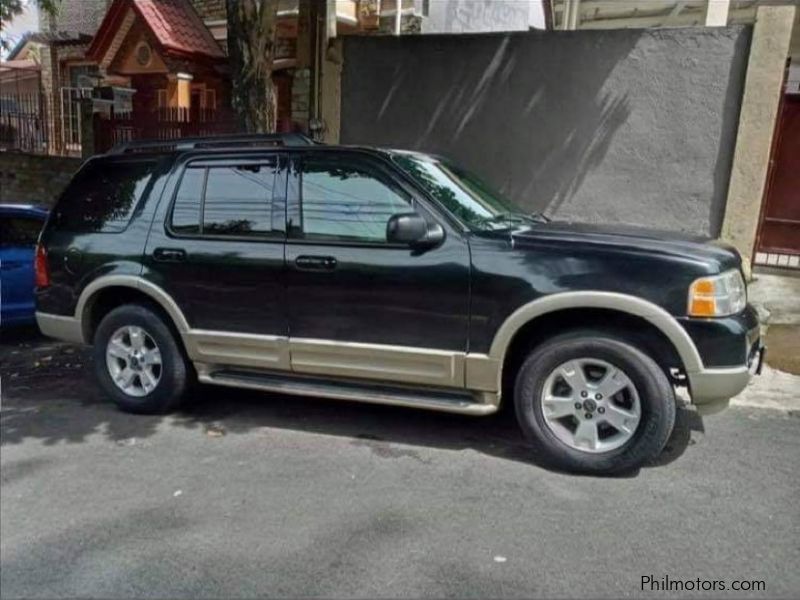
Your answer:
295;255;337;271
153;247;187;262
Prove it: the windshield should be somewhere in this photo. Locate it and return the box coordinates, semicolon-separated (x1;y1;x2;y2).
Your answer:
392;152;536;230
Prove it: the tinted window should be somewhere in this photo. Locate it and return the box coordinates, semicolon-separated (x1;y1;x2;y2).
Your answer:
169;162;276;238
171;167;205;235
0;216;44;247
203;165;273;236
300;158;410;242
55;160;156;232
392;153;533;230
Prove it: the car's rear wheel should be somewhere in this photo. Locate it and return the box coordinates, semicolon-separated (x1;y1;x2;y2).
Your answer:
93;304;188;414
514;332;676;474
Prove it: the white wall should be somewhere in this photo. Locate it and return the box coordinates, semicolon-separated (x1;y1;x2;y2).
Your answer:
421;0;545;34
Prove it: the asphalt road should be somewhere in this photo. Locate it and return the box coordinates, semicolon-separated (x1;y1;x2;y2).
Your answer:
2;329;799;599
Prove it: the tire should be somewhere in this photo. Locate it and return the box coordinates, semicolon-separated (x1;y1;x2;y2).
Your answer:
93;303;189;414
514;332;676;475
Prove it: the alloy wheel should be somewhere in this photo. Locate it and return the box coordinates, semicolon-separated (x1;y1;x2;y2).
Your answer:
105;325;162;397
540;358;641;453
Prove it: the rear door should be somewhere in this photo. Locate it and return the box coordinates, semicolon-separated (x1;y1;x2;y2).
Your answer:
143;153;287;338
0;211;45;324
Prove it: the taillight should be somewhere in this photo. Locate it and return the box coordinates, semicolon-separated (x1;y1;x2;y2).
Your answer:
35;243;50;288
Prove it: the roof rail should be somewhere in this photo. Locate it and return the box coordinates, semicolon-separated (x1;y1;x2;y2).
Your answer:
107;133;316;155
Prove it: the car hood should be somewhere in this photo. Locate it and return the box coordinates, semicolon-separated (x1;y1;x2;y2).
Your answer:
508;220;742;271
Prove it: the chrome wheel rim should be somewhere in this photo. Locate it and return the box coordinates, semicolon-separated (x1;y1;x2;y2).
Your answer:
105;325;162;397
540;358;641;454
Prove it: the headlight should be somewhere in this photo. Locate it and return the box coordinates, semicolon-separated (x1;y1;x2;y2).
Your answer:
687;269;747;317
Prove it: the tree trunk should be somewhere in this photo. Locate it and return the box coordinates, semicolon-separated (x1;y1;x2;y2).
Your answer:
226;0;278;133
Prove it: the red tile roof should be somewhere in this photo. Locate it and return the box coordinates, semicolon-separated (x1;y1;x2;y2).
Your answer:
89;0;224;62
136;0;224;58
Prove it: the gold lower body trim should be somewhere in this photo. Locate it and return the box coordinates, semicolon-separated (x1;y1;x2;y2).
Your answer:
183;330;500;395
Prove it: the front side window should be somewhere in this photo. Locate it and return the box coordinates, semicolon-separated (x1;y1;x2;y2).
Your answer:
298;157;411;243
392;152;544;230
169;161;276;238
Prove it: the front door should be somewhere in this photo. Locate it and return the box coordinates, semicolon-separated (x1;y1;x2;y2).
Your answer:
144;154;287;350
284;152;471;388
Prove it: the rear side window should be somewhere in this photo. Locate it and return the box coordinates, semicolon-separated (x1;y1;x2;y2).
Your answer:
169;160;277;238
204;166;272;235
0;216;44;247
54;160;156;233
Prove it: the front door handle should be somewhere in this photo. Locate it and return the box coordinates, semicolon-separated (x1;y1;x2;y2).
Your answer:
153;247;187;262
295;255;337;271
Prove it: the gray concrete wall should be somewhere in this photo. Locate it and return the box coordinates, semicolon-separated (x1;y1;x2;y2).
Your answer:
341;27;751;236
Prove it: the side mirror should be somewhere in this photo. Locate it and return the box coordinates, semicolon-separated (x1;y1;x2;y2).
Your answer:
386;213;444;248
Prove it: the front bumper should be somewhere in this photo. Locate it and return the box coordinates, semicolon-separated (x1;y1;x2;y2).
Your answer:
685;327;764;415
678;304;760;367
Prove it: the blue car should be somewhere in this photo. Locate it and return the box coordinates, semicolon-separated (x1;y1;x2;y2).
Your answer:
1;204;48;327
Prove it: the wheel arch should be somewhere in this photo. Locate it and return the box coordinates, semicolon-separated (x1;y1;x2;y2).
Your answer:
78;275;190;345
489;292;704;397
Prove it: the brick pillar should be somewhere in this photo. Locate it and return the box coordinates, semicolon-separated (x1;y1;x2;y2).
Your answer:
40;45;61;154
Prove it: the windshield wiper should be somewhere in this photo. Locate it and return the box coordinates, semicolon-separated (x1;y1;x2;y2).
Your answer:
478;213;529;225
528;212;550;223
480;212;550;226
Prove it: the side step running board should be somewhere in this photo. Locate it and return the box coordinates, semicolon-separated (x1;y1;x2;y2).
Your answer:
199;369;498;416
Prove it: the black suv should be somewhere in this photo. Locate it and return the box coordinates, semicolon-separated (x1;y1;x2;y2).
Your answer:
35;134;763;474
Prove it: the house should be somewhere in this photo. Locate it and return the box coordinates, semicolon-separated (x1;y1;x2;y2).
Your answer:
6;25;102;154
0;58;41;98
86;0;228;117
2;0;550;155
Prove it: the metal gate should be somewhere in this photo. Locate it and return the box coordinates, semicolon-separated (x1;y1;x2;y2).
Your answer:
60;86;92;154
755;94;800;270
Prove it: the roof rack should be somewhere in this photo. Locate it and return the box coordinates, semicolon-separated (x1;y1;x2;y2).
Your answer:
107;133;316;155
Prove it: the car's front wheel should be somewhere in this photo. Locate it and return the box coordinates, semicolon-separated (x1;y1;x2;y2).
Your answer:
514;332;676;474
93;303;189;414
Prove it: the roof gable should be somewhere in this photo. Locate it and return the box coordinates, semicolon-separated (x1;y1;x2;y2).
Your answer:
88;0;224;64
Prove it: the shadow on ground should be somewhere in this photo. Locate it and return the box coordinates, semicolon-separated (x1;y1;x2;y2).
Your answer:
1;327;704;477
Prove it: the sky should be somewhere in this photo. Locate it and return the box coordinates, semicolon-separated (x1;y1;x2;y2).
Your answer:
1;0;39;61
